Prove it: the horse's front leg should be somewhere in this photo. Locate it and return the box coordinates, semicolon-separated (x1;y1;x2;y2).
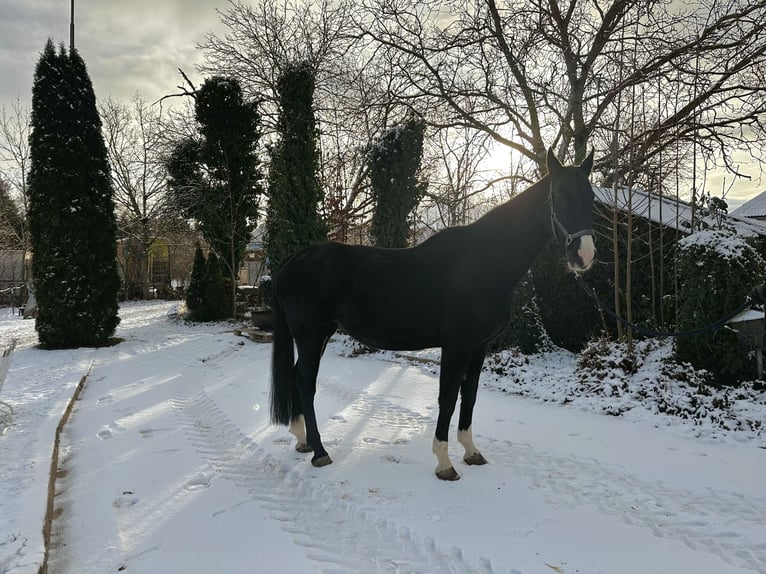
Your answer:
433;348;471;481
457;345;488;466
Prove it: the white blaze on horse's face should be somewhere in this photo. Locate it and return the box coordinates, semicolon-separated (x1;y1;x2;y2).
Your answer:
572;235;596;272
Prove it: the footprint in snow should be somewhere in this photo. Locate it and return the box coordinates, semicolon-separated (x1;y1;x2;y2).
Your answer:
362;437;391;445
138;427;173;439
113;492;139;508
97;422;126;440
380;454;415;464
184;469;215;492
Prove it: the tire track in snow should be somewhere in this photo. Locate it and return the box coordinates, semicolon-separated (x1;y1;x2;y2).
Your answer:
319;366;766;573
171;374;491;574
479;435;766;572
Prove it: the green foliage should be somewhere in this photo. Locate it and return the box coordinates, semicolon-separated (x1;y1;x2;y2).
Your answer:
265;61;326;271
531;239;605;351
185;244;206;319
674;230;765;386
184;246;230;322
28;40;120;348
167;76;261;316
204;251;229;322
490;271;552;354
366;119;427;248
532;202;682;351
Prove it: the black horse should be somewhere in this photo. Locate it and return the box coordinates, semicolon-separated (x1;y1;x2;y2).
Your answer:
270;148;596;480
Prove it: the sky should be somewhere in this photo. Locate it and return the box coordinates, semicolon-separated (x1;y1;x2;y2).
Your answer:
0;0;226;109
0;0;762;210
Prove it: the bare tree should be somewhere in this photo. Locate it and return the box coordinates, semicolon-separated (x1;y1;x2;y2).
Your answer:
418;127;494;229
356;0;766;182
100;94;177;298
200;0;359;129
0;99;31;255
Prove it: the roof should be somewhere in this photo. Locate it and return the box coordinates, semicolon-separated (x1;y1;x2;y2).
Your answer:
593;186;766;238
729;190;766;218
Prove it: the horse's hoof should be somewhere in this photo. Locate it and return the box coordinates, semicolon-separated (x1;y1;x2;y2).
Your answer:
295;442;313;453
464;452;488;466
311;455;333;468
435;467;460;481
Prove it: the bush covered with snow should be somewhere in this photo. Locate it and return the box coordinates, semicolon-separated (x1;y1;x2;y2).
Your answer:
489;270;552;354
674;229;765;386
483;338;766;445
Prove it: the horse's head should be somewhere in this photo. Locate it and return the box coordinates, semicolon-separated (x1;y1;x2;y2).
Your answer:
546;148;596;273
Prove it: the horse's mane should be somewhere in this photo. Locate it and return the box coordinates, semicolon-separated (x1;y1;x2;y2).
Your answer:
470;176;549;230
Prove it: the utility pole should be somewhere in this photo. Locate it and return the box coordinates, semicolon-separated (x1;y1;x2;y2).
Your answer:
69;0;75;51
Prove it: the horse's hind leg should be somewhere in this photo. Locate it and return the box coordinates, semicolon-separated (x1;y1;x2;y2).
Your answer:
457;345;488;466
294;332;333;467
290;335;333;454
289;410;311;453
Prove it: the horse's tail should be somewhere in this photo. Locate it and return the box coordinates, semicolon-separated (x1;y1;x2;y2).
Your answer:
270;285;296;427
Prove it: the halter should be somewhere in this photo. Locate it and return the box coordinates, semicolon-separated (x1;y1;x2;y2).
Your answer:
548;186;594;247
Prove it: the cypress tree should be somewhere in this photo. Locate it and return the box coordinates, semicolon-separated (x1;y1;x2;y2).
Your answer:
28;40;120;348
265;61;326;271
194;78;261;299
204;250;228;322
167;77;261;318
367;119;427;248
186;244;207;321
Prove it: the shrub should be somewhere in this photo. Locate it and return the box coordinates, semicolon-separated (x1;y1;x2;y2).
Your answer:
204;251;229;322
674;229;765;386
186;245;207;321
490;271;552;354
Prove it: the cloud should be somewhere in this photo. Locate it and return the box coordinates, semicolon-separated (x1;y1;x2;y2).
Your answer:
0;0;225;107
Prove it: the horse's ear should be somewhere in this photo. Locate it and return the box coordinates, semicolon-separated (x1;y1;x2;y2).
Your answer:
580;149;595;176
546;148;563;178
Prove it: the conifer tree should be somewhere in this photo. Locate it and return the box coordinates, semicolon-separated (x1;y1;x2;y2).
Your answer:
204;250;228;322
185;244;207;321
167;76;261;318
265;61;326;271
367;119;427;248
28;40;120;348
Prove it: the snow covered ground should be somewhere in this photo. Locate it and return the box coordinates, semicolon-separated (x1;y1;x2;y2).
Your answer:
1;301;765;573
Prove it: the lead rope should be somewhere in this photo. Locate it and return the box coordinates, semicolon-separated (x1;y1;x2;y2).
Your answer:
574;274;757;338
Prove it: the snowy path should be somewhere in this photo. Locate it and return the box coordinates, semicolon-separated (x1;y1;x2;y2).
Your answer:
320;361;766;572
1;302;765;573
0;302;175;574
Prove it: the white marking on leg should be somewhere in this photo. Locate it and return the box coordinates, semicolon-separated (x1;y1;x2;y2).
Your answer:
457;426;479;458
577;235;596;269
289;414;307;445
458;426;489;465
432;437;453;474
